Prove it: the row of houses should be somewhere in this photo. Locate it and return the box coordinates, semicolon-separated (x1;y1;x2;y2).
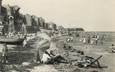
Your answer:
65;28;84;32
57;25;85;36
58;25;84;33
0;0;84;36
0;0;57;35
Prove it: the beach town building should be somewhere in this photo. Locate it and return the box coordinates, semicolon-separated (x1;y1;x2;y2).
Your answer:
0;0;58;35
24;14;40;34
47;22;57;30
0;0;8;35
64;28;84;36
65;28;84;33
38;17;45;29
57;25;66;35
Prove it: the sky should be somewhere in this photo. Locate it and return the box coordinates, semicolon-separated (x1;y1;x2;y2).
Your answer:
2;0;115;31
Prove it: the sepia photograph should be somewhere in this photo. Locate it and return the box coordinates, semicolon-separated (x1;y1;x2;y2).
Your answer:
0;0;115;72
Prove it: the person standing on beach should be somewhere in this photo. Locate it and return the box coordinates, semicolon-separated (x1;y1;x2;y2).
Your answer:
87;34;91;44
2;43;8;64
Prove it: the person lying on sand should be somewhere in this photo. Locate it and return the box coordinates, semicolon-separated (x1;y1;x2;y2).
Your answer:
41;50;67;64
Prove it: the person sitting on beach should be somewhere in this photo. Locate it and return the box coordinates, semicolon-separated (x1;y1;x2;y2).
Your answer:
41;51;51;64
41;50;67;64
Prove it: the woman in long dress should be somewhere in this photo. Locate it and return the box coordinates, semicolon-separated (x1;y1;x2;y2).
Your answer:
0;43;8;64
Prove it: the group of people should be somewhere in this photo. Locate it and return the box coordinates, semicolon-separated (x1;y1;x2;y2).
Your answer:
22;33;37;47
0;31;67;66
40;50;66;64
33;32;67;64
82;34;105;45
66;37;73;42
